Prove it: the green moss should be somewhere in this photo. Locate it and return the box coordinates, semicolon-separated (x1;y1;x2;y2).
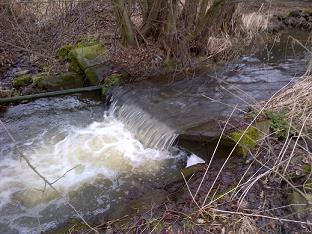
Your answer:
76;36;99;48
84;64;106;85
288;191;312;213
32;72;84;91
305;179;312;192
228;128;258;157
12;74;32;88
304;164;312;175
164;58;183;71
56;45;74;61
69;44;108;70
226;121;270;157
101;73;123;97
266;110;291;138
69;60;84;74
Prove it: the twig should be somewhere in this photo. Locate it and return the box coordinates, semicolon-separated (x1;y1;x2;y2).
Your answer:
0;119;99;233
211;208;312;226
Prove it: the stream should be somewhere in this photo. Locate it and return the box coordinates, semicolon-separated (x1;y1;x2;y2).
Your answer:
0;30;310;233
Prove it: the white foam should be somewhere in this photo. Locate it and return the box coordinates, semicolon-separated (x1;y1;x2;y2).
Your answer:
0;115;174;209
186;154;205;168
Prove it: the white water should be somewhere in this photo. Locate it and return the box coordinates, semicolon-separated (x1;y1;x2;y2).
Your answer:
111;100;178;150
0;100;180;232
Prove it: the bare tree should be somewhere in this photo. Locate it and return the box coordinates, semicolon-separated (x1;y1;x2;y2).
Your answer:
113;0;237;60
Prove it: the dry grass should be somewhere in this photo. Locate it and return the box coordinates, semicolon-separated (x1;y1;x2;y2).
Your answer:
266;74;312;136
241;12;269;34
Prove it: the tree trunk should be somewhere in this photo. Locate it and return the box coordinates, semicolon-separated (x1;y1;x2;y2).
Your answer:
113;0;138;47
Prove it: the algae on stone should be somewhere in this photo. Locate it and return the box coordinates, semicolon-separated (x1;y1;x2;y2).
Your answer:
56;45;74;61
85;64;107;85
12;74;32;88
226;121;270;157
101;73;123;97
32;72;84;91
69;44;108;70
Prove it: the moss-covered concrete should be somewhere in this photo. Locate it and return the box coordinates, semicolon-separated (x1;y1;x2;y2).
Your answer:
32;72;84;91
101;73;123;97
12;74;32;88
84;64;107;85
69;44;108;71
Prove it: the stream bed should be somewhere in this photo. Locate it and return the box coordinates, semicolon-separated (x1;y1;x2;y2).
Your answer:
0;30;311;233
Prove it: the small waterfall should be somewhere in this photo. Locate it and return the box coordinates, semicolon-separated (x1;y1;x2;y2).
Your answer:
110;99;178;151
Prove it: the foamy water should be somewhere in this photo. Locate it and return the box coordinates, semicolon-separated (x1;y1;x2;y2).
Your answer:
0;104;180;232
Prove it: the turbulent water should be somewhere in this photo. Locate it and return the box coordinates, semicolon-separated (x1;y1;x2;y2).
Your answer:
0;95;183;233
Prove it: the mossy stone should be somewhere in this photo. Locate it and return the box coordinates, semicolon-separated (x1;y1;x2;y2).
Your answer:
32;72;84;91
69;44;108;70
225;121;270;157
101;73;123;97
12;74;32;88
69;60;84;74
56;45;74;61
85;64;107;85
75;36;98;48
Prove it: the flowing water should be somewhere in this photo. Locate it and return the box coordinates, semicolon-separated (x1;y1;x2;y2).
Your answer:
0;94;185;233
0;30;311;233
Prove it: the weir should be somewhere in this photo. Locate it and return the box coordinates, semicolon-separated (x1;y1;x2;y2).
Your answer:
111;99;178;151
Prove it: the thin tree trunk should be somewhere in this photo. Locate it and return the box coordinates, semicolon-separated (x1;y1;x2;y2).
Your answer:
113;0;138;47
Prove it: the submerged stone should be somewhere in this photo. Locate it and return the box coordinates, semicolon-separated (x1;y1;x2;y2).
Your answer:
32;72;84;91
12;189;61;208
